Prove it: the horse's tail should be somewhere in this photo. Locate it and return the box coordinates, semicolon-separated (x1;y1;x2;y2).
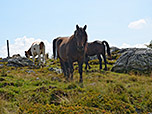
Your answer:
53;38;58;59
102;41;111;57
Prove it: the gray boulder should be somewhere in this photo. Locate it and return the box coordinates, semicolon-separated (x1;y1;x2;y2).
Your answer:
111;48;152;74
48;67;63;74
0;54;34;67
26;70;35;73
0;58;9;62
0;64;4;68
7;57;34;67
118;48;147;54
110;46;120;54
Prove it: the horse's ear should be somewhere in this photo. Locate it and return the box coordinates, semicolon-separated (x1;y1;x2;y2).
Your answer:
76;25;79;30
83;25;87;31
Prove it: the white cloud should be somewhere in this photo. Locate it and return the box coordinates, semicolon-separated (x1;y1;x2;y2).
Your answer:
0;36;149;58
110;42;148;49
0;36;53;58
128;19;147;29
119;43;148;48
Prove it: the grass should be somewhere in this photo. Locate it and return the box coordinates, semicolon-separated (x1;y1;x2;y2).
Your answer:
0;58;152;113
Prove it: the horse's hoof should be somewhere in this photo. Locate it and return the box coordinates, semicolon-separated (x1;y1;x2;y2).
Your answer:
103;68;107;71
66;77;70;82
71;77;73;81
85;69;89;72
64;75;67;78
79;82;83;88
79;79;83;83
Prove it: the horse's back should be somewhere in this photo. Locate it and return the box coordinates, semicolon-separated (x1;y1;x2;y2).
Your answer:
31;41;45;55
31;41;45;49
57;37;70;61
87;40;105;56
32;41;40;46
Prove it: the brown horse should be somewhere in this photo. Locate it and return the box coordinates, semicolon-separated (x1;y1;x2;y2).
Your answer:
85;40;111;71
53;25;88;83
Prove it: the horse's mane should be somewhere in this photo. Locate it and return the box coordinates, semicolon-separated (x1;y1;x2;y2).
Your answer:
68;35;75;42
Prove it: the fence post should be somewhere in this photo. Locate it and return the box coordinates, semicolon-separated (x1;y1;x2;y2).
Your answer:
7;40;10;58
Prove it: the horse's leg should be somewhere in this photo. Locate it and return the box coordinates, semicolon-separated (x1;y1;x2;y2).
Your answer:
102;54;107;71
78;61;83;83
42;54;45;65
60;60;66;77
85;55;91;71
42;49;45;65
97;54;102;70
85;55;88;71
38;53;41;66
32;54;35;65
68;61;74;80
65;62;70;81
88;62;91;69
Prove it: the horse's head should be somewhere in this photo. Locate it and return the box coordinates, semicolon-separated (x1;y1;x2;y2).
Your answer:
74;25;88;52
25;51;30;58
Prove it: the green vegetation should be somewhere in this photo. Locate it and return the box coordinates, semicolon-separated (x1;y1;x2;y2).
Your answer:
0;58;152;114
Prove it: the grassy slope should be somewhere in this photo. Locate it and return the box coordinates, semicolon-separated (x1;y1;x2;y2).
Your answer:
0;59;152;114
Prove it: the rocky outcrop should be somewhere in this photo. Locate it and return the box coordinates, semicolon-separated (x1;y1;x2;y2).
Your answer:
0;54;34;67
111;48;152;74
7;57;34;67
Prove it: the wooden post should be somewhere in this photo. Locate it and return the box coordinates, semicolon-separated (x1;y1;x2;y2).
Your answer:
7;40;10;58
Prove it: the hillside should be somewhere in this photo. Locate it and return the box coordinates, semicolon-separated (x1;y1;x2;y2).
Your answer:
0;58;152;114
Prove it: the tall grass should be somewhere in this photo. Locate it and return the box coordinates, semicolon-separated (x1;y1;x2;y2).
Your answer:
0;58;152;113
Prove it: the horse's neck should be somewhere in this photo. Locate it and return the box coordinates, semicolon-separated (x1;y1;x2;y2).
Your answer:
28;48;32;55
69;35;76;46
68;35;74;41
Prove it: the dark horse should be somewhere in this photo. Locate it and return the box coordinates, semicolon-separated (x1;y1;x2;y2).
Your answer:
53;25;88;83
85;40;111;71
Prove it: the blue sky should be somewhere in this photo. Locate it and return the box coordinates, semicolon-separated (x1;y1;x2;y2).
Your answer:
0;0;152;57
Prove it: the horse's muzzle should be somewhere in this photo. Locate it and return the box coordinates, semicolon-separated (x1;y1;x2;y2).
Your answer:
77;46;84;52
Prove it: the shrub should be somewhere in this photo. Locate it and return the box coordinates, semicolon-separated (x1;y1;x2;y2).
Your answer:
76;92;135;113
